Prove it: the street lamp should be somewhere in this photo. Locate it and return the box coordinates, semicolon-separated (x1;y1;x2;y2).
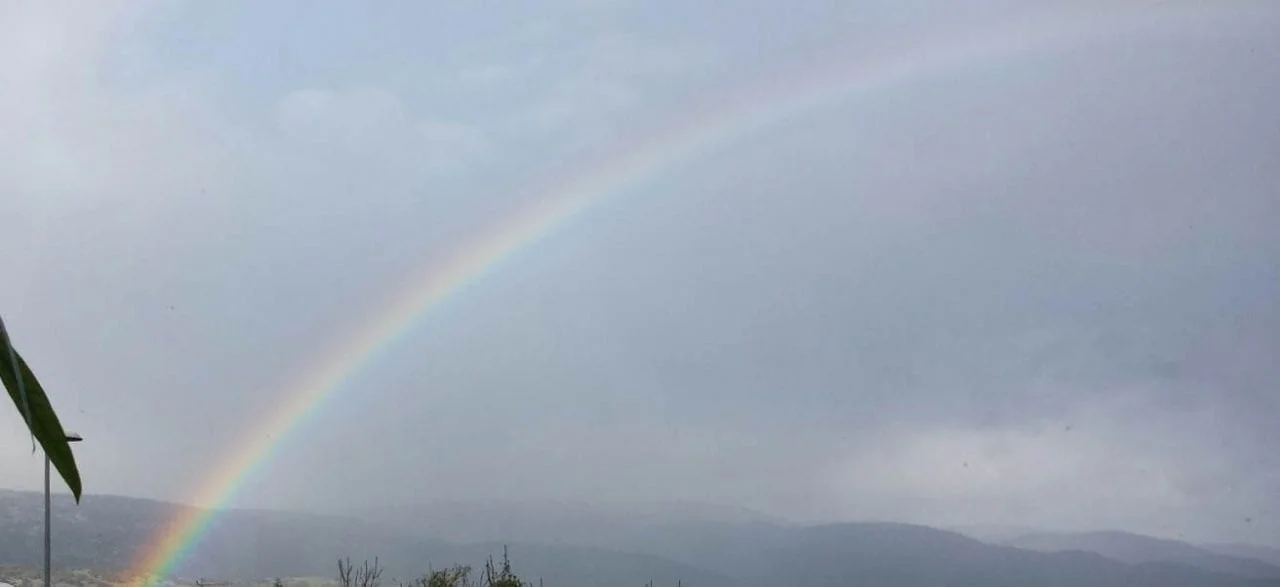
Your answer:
45;432;82;587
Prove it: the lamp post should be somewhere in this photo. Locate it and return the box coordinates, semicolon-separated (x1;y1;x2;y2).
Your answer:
45;432;82;587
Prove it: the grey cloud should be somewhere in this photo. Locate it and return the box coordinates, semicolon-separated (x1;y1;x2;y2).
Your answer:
276;87;489;174
0;0;1277;550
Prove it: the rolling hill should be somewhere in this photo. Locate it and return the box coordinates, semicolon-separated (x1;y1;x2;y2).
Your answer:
1001;530;1280;579
4;490;1280;587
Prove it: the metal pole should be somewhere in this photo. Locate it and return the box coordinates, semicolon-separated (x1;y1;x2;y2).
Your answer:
45;433;81;587
44;453;51;587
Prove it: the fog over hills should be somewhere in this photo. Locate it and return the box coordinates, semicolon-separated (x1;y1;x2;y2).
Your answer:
1203;544;1280;570
346;498;786;547
1001;531;1280;579
0;490;733;586
5;490;1280;587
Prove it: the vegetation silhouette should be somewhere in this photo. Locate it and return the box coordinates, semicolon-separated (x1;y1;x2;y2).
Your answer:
0;314;82;500
340;547;680;587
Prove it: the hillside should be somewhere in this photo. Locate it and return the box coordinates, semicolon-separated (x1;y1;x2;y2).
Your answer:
1002;531;1280;579
0;490;731;586
346;499;783;547
1204;544;1280;569
4;490;1280;587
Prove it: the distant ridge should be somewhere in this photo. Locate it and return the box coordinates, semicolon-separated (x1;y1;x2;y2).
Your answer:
1203;543;1280;568
3;490;1279;587
1002;530;1280;579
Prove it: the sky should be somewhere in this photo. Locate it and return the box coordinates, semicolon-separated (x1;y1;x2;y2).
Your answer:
1;0;1279;547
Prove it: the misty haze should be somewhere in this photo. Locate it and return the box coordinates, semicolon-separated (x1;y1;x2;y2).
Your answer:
2;1;1279;586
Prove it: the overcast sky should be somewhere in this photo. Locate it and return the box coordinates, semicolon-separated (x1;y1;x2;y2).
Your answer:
1;0;1278;547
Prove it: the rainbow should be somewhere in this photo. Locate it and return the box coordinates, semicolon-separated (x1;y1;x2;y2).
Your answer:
127;5;1229;584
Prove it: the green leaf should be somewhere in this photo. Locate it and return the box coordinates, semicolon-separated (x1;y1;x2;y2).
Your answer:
0;322;82;502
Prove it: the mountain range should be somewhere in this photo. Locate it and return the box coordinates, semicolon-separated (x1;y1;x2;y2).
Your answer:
2;489;1279;587
1000;531;1280;579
